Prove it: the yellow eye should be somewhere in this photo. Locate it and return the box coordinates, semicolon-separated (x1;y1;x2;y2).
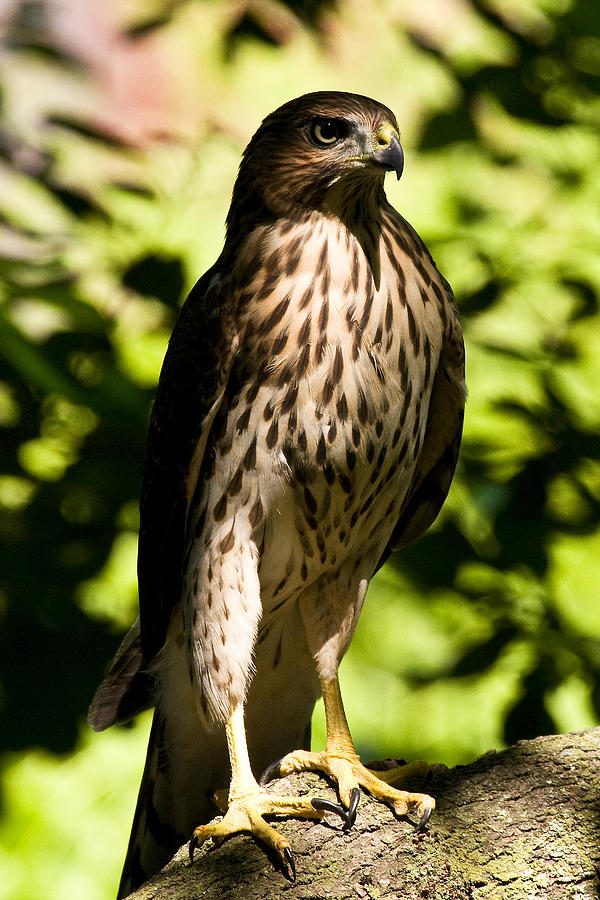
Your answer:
310;118;348;146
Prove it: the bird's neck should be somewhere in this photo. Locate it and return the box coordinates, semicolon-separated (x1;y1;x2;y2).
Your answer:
320;176;387;291
225;174;388;291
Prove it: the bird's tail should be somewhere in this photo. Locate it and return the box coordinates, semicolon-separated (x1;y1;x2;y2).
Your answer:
91;610;319;898
117;713;181;898
117;707;230;898
89;622;230;898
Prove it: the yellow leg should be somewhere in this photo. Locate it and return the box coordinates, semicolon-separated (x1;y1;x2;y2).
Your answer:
190;703;340;879
264;677;434;829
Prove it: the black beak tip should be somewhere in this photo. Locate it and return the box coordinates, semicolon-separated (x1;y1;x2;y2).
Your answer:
373;134;404;181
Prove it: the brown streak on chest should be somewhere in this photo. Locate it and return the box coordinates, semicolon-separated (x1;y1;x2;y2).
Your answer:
223;211;454;584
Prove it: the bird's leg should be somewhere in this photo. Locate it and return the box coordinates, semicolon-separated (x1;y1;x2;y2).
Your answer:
189;702;344;879
262;676;434;831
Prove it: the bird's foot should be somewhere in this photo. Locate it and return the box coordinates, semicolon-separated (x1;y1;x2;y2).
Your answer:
189;784;345;880
261;749;434;831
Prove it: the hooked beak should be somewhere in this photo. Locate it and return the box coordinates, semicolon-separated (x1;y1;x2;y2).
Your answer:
372;130;404;181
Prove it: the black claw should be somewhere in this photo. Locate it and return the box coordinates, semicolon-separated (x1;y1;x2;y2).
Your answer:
259;758;283;786
282;845;296;881
344;788;361;831
189;834;198;863
415;806;433;832
311;796;348;823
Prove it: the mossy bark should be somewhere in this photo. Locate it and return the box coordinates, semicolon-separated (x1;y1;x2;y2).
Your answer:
126;728;600;900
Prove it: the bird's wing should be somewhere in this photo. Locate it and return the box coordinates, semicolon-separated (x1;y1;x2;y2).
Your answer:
382;279;465;559
88;617;151;731
89;265;239;729
138;264;240;660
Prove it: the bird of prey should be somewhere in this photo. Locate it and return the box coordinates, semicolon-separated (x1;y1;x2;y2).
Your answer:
89;90;465;898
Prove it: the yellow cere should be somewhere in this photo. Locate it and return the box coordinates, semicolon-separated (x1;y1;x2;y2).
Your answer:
375;122;399;148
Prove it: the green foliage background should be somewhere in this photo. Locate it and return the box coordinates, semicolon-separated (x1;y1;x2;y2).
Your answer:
1;0;599;897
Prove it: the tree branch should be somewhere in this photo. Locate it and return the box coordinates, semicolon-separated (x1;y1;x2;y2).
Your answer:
126;728;600;899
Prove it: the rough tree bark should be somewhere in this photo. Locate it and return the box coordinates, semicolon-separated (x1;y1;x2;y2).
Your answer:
126;728;600;900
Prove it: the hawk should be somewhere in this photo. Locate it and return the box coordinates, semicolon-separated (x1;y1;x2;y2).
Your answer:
89;91;465;898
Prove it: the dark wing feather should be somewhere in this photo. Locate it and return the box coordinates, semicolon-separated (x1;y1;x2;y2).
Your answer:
88;618;152;731
138;264;239;660
378;290;465;568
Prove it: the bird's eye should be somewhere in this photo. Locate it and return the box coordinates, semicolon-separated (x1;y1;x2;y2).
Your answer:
310;118;348;147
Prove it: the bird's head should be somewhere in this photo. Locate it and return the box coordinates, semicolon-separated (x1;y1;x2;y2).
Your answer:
227;91;403;236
